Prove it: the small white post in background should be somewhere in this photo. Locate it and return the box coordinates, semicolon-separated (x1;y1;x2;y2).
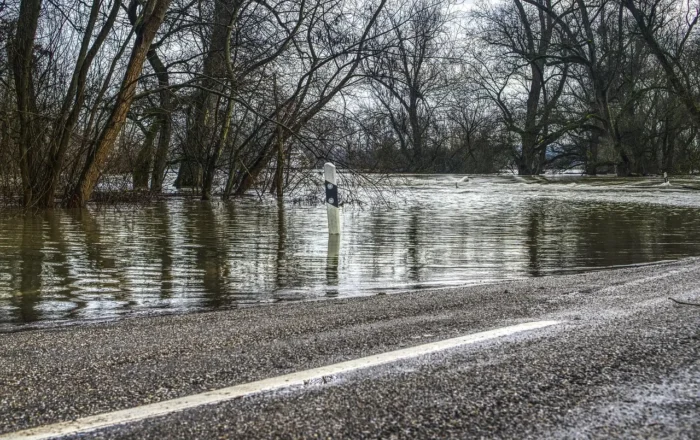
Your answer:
324;163;341;235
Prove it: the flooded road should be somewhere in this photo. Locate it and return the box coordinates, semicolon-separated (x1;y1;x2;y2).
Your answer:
2;175;700;328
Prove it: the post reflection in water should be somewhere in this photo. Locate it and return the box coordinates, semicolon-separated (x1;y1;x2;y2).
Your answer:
3;175;700;328
326;234;340;297
275;200;288;296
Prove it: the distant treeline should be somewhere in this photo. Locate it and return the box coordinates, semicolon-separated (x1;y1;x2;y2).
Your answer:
1;0;699;207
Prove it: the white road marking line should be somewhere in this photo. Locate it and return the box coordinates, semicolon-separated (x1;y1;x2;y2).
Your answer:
2;320;560;440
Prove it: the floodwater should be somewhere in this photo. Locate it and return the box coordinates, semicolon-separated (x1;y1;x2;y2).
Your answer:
2;175;700;329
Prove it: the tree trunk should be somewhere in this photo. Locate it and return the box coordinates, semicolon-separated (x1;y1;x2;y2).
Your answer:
518;59;544;176
663;121;676;174
151;104;173;191
585;130;599;175
409;92;423;170
518;131;539;175
270;125;285;198
11;0;42;207
42;0;121;208
202;98;233;200
127;0;174;193
234;139;276;196
146;37;174;192
617;151;632;177
67;0;172;207
270;75;285;198
178;0;233;189
174;159;202;188
133;119;160;189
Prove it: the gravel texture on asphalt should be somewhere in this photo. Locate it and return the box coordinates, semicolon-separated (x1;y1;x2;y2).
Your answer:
1;258;699;438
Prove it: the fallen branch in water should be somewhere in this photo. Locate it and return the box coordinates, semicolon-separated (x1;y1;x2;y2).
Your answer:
669;297;700;307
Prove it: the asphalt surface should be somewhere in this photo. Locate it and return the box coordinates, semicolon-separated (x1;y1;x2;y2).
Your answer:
1;258;699;439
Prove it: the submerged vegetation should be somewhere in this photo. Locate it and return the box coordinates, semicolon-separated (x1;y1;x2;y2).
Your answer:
1;0;699;208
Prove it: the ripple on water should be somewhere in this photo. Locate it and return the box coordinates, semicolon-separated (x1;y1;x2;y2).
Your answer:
2;175;700;327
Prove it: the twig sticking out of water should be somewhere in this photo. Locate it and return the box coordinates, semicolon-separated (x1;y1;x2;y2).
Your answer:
668;297;700;307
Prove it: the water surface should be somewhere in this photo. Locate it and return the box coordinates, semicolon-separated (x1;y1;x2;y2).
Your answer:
2;175;700;329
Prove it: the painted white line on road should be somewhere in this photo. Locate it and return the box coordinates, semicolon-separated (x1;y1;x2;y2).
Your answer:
2;320;560;440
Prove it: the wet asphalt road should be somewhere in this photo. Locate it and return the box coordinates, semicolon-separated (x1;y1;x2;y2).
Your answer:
1;258;699;439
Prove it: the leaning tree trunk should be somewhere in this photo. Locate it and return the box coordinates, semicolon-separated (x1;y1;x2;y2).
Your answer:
234;138;277;196
126;3;174;193
41;0;121;208
67;0;172;207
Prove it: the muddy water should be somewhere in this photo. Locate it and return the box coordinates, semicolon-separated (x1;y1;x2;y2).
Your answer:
2;175;700;328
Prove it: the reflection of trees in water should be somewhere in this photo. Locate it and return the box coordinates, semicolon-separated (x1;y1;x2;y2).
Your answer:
12;211;89;322
572;203;660;268
139;202;174;299
361;206;429;284
5;195;700;326
525;204;546;277
185;202;230;309
15;215;44;322
71;209;113;270
522;201;655;275
655;207;700;258
527;201;700;272
276;201;288;290
363;203;520;286
71;209;132;306
226;202;278;299
45;210;86;320
515;199;700;277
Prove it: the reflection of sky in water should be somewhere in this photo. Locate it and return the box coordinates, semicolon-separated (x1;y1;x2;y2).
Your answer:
2;175;700;329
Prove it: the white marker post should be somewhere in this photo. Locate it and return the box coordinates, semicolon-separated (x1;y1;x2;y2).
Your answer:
324;163;341;235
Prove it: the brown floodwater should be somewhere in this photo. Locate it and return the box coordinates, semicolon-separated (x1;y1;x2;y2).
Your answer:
2;175;700;329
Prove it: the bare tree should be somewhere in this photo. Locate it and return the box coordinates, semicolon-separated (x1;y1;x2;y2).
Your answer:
623;0;700;128
472;0;571;175
365;0;454;171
